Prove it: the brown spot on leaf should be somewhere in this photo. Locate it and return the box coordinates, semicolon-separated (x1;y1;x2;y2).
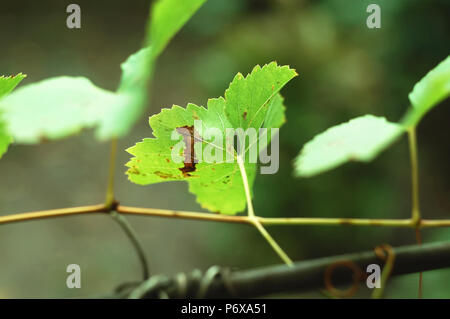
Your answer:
128;167;140;175
243;111;247;120
39;135;50;143
165;158;170;163
176;125;201;177
154;171;175;179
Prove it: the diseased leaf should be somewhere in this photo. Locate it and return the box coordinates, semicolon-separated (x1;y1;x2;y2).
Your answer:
126;63;297;214
225;63;296;130
0;0;207;143
294;115;404;177
403;55;450;126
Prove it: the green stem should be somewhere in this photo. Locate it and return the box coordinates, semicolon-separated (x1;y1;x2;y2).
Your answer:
407;127;421;224
236;154;293;266
251;218;293;266
236;154;255;218
407;126;424;298
105;138;118;208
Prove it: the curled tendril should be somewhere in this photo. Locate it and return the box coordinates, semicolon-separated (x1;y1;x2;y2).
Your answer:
127;266;236;299
323;260;366;298
372;244;396;299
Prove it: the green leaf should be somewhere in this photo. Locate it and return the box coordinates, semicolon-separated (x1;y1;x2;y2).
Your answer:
0;77;116;143
0;115;12;159
0;73;26;99
0;73;26;157
148;0;208;58
0;0;207;144
403;55;450;126
126;63;297;214
97;0;208;139
96;47;153;140
294;115;404;177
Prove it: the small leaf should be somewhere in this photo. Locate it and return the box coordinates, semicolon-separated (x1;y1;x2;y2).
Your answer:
294;115;404;177
98;0;208;139
95;48;153;140
126;63;296;214
404;55;450;126
225;63;297;130
0;115;12;159
148;0;208;58
0;73;26;157
0;73;26;99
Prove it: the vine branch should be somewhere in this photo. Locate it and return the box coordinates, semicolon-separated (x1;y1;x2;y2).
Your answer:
104;241;450;299
0;204;449;228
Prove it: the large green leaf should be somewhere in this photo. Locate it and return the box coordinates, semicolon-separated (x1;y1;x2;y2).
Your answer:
126;63;297;214
0;77;116;143
0;74;26;157
403;55;450;126
294;115;404;177
0;0;207;143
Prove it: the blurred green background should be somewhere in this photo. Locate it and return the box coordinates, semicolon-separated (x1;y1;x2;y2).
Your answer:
0;0;449;298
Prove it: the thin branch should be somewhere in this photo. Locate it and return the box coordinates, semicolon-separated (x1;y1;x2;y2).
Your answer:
105;241;450;298
118;205;251;224
0;204;107;224
260;217;414;227
420;219;450;227
407;127;421;224
1;204;450;228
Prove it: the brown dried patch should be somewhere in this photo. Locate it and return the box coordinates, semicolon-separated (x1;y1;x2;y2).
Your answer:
176;125;201;177
243;111;247;120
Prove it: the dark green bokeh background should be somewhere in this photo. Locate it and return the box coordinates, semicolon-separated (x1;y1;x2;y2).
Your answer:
0;0;448;298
